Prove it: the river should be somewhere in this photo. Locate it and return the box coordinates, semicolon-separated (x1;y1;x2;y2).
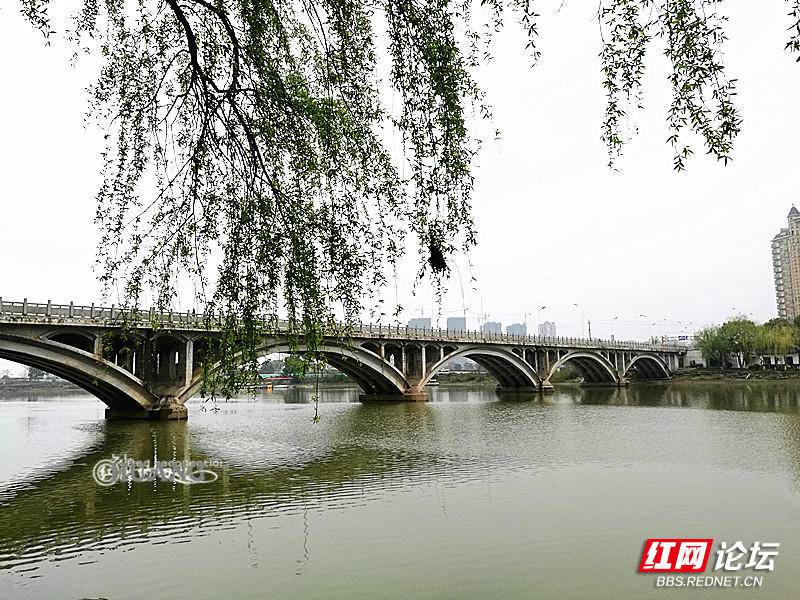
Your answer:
1;382;799;599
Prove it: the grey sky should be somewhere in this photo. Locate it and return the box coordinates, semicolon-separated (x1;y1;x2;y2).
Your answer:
1;0;799;365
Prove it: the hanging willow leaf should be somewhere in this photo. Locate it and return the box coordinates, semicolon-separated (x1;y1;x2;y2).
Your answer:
599;0;741;170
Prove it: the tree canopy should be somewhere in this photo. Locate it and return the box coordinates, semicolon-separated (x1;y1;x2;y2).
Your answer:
18;1;797;393
696;317;800;368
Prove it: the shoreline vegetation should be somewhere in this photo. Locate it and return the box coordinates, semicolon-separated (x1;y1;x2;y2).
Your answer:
668;367;800;382
0;379;84;395
5;367;800;398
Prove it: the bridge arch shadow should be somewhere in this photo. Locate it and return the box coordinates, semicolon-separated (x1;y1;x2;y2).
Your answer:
624;355;670;380
549;351;619;385
421;347;541;390
41;329;97;354
179;341;411;402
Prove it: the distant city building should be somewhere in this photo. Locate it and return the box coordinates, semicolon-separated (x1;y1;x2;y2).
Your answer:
446;316;467;331
772;206;800;320
506;322;527;335
481;321;502;334
407;317;431;329
538;321;557;337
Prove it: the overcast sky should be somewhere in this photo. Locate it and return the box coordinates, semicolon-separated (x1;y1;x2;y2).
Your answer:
2;0;799;368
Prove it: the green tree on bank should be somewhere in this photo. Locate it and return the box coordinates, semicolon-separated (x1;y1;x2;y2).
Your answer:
258;359;286;375
696;316;800;367
282;356;310;378
695;326;732;367
758;319;797;357
26;367;46;381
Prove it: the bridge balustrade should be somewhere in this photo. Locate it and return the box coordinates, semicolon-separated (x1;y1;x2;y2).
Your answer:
0;297;686;353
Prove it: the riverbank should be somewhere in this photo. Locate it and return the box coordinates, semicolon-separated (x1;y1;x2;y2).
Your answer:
669;368;800;382
434;368;800;385
3;369;794;399
432;372;497;386
0;378;81;395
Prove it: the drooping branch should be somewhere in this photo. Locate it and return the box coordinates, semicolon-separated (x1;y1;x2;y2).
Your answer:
599;0;741;170
600;0;652;169
660;0;741;170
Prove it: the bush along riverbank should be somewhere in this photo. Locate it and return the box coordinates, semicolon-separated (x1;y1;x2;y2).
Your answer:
432;372;497;386
433;368;800;386
0;377;81;395
669;367;800;382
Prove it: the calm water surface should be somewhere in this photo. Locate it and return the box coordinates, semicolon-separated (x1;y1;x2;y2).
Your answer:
1;382;800;599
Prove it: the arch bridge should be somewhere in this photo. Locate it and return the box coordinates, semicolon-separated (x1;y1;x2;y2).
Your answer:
0;298;686;419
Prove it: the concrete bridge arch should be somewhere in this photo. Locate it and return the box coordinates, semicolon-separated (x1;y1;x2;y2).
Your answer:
548;350;621;385
420;346;541;391
623;354;671;380
0;332;157;413
179;340;411;403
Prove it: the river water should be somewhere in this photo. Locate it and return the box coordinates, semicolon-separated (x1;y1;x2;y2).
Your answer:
1;382;799;599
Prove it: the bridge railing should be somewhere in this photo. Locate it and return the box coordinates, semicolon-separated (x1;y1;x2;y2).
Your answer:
0;298;220;327
357;324;685;352
0;298;687;353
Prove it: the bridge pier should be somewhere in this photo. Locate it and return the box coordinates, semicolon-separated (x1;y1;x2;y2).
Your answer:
359;386;428;402
105;406;188;420
580;378;630;388
402;387;428;401
105;397;188;420
359;392;428;402
495;385;542;394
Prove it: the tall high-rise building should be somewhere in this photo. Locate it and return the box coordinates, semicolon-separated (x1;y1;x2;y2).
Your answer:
538;321;557;337
481;321;502;334
772;206;800;320
446;316;467;331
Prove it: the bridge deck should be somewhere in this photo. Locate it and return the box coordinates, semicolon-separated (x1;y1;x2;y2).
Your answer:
0;298;685;353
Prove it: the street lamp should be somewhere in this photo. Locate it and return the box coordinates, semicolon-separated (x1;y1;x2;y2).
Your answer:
611;315;619;340
537;305;546;335
650;318;667;340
